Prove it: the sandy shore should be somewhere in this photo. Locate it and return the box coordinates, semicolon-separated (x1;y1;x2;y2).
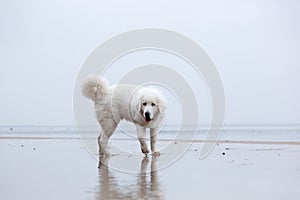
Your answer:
1;134;300;200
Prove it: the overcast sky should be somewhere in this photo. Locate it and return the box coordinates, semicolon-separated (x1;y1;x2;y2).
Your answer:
0;0;299;126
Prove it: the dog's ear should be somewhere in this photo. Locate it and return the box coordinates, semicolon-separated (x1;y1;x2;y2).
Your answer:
130;93;143;118
158;96;167;114
137;100;142;113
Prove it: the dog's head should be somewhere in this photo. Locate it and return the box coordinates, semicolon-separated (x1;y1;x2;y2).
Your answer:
140;100;159;122
132;87;167;124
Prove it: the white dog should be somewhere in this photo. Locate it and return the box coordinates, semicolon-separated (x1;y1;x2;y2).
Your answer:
82;75;167;156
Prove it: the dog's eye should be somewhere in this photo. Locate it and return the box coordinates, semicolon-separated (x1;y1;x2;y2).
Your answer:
151;103;156;106
142;102;147;106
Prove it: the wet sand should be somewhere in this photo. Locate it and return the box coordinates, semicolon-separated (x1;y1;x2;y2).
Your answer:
1;134;300;200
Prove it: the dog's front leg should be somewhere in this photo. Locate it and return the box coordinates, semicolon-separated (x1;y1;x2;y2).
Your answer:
136;125;149;154
150;127;160;156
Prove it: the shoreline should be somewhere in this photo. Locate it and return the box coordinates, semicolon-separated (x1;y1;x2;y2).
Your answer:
1;136;300;145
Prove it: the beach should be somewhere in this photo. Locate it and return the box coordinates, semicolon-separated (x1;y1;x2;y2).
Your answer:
1;130;300;200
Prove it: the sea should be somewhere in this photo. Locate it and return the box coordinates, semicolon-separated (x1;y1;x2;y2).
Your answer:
1;124;300;142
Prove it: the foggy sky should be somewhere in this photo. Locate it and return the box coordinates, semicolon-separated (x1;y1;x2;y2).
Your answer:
0;0;299;126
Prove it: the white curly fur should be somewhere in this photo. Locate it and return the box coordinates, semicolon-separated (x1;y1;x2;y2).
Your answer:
81;75;109;101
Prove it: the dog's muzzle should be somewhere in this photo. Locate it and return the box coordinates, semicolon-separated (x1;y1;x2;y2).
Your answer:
145;112;152;122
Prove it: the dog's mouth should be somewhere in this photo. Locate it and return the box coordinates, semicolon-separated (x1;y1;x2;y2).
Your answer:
145;117;152;122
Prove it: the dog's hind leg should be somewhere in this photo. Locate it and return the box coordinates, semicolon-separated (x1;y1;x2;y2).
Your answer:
99;119;118;155
98;131;104;155
136;125;149;154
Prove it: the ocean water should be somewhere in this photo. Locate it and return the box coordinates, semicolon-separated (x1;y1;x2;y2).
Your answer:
1;125;300;142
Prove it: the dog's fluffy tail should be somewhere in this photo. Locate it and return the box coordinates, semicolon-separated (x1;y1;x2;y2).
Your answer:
81;75;109;101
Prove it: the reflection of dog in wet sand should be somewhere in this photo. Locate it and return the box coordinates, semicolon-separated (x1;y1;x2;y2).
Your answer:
82;75;167;155
97;156;162;199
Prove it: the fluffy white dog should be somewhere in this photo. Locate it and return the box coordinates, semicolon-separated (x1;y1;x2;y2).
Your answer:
82;75;167;156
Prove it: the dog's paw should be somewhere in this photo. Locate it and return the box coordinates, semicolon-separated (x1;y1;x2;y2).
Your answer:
141;147;149;154
153;151;160;157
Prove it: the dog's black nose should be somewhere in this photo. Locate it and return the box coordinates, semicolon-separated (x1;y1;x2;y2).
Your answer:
145;112;151;122
145;112;150;118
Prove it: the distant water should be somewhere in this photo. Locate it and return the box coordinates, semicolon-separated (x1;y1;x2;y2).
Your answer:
1;125;300;142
